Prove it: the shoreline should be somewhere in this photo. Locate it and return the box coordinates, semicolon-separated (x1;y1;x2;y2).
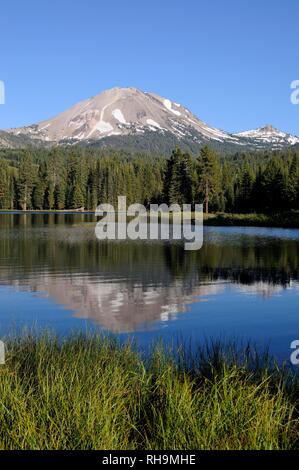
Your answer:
1;210;298;229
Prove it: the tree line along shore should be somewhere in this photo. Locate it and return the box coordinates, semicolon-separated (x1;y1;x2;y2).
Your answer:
0;146;298;217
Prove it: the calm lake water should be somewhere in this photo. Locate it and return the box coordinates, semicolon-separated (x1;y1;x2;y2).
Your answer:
0;213;298;362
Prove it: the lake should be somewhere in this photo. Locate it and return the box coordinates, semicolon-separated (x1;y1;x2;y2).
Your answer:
0;212;298;363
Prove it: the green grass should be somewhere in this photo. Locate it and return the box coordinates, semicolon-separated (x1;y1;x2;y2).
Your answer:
0;334;298;450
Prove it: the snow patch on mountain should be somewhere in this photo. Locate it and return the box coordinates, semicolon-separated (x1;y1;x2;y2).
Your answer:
95;121;114;134
146;119;162;129
112;109;127;124
163;99;181;116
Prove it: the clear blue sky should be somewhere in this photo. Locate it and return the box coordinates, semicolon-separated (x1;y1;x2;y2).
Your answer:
0;0;298;134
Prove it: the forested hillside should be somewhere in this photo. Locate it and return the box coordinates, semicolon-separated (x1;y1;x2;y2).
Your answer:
0;146;298;214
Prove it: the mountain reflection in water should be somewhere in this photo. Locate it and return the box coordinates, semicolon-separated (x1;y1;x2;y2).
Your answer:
0;213;298;333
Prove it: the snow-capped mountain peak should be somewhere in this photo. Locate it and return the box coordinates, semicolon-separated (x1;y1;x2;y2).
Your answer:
8;87;238;146
3;88;299;152
234;124;299;147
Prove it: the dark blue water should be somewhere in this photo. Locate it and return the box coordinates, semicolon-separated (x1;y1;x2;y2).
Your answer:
0;213;298;363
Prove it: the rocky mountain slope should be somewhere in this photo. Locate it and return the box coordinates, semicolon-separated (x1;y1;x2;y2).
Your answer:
2;87;299;153
234;125;299;149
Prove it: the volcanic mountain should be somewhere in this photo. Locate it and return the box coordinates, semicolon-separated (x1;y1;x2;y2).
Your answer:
3;87;299;153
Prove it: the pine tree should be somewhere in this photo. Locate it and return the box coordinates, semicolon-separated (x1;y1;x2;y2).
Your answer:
32;164;46;210
17;152;35;210
197;146;221;213
54;183;66;210
222;161;235;212
47;148;66;209
87;163;98;210
71;183;85;209
45;182;55;210
164;148;193;205
286;154;299;210
0;158;11;209
238;163;255;212
261;159;286;213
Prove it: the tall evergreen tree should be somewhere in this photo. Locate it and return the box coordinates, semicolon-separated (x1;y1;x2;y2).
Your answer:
286;154;299;210
0;158;11;209
17;152;35;210
197;146;221;213
237;163;255;212
164;148;193;205
33;164;46;210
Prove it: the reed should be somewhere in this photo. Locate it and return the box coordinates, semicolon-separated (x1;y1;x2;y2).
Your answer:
0;333;298;450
